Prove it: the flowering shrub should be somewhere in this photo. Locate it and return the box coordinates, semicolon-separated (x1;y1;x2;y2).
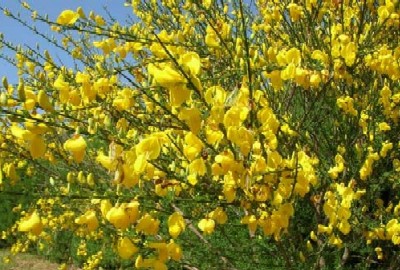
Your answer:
1;0;400;269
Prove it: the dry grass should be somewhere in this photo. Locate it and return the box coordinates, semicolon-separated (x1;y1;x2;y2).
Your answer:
0;249;79;270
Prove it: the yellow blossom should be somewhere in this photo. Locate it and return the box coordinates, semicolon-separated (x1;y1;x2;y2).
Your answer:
117;237;138;259
180;52;201;76
198;218;215;234
63;135;87;163
106;206;130;230
136;214;160;235
75;210;99;232
208;207;227;224
167;241;182;261
168;212;186;238
148;63;186;88
18;211;43;235
56;10;79;25
378;122;391;132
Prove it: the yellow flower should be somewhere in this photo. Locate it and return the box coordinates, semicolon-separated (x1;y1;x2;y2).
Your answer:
136;136;161;160
205;26;219;47
223;185;236;203
10;125;33;140
378;6;390;21
147;242;169;262
96;152;117;170
311;50;329;65
318;224;333;234
202;0;213;9
309;73;321;87
189;158;206;176
375;247;383;260
328;154;345;179
285;47;301;65
117;237;138;259
179;107;202;134
24;89;36;111
76;7;86;19
184;132;204;161
187;174;198;186
37;90;54;112
227;126;253;155
63;135;87;163
281;63;296;80
148;63;186;88
25;120;49;135
223;106;249;128
135;255;156;268
310;231;318;241
338;220;351;235
180;52;201;76
328;234;343;247
198;218;215;234
209;207;227;224
18;211;43;236
169;84;191;107
167;241;182;261
287;3;303;22
75;210;99;232
29;135;46;159
341;42;356;67
136;214;160;235
125;201;140;224
106;206;130;230
10;125;46;159
241;215;258;235
380;141;393;157
378;122;391;132
386;219;400;245
134;153;148;173
56;10;79;25
206;127;224;145
168;212;186;238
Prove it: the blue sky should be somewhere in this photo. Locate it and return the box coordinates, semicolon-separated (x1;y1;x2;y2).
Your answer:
0;0;255;84
0;0;131;83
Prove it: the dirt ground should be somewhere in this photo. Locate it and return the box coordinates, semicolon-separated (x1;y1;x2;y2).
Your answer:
0;249;78;270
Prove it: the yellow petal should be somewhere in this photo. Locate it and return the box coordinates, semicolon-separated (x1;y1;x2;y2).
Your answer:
136;137;160;159
10;125;33;140
64;135;86;152
25;121;49;135
198;218;215;234
29;135;46;159
18;212;43;236
24;99;36;110
181;52;201;76
125;201;140;223
57;10;79;25
148;63;186;87
106;207;130;230
168;212;185;238
96;152;116;170
38;90;54;112
167;241;182;261
134;154;148;173
117;237;138;259
64;135;87;163
169;85;191;107
179;107;201;134
100;200;112;218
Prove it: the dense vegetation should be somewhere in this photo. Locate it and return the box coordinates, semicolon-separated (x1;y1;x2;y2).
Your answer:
1;0;400;269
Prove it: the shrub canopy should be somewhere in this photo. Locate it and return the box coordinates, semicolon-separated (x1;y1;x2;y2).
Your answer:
1;0;400;269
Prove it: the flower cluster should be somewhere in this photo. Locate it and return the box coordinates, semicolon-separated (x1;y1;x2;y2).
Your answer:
1;0;400;268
